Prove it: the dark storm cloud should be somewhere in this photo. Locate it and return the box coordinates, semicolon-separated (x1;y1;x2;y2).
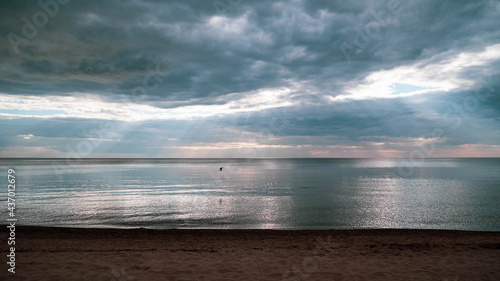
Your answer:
1;0;497;100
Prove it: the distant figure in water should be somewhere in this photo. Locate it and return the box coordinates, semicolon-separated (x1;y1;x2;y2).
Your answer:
219;167;223;171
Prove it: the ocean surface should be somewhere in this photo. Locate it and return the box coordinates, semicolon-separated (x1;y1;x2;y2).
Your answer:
1;158;499;231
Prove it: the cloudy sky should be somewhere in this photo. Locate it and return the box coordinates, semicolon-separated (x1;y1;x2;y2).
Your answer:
0;0;499;158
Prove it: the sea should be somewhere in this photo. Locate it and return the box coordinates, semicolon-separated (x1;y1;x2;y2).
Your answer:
1;158;499;231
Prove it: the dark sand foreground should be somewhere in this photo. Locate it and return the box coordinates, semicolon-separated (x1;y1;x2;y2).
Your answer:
2;226;499;280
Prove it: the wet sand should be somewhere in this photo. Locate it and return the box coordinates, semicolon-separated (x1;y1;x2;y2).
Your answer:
2;226;499;280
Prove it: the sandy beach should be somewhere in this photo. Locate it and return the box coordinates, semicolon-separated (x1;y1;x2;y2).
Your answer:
2;226;499;281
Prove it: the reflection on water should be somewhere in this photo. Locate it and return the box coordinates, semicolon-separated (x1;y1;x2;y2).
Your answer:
0;158;499;230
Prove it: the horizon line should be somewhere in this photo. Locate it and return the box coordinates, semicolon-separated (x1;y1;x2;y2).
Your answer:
1;157;500;160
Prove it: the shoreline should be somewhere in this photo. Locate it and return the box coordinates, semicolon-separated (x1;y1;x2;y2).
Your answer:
4;224;500;234
2;226;499;280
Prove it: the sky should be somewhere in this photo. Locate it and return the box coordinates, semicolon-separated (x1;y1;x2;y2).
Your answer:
0;0;499;158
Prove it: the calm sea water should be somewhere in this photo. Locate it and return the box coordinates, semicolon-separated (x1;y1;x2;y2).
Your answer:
1;158;499;230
